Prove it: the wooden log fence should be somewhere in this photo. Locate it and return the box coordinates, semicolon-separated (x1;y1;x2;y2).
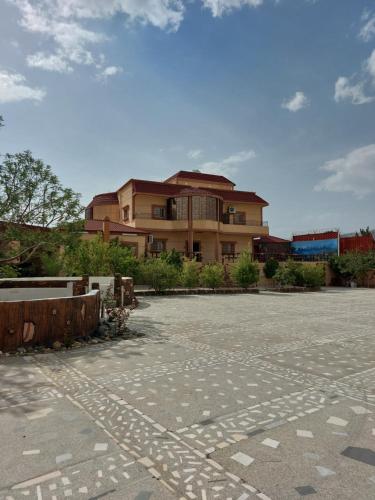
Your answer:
0;290;100;352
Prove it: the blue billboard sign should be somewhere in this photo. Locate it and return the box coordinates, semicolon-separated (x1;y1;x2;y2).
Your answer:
291;238;338;256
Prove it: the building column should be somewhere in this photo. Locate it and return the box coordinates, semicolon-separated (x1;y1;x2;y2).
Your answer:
188;196;193;257
215;197;221;262
102;216;110;242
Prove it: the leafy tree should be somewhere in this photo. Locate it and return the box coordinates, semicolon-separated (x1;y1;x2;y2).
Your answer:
140;258;179;292
330;251;375;284
231;251;259;288
0;150;83;227
40;253;64;277
0;115;3;129
360;226;371;236
0;151;84;268
0;264;18;278
64;236;112;276
108;240;141;281
160;248;183;269
200;263;224;289
63;236;141;278
263;257;279;279
0;220;83;268
180;258;200;288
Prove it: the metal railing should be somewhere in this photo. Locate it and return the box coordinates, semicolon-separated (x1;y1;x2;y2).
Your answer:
221;214;268;227
254;252;332;263
222;253;241;263
134;212;188;221
134;212;268;227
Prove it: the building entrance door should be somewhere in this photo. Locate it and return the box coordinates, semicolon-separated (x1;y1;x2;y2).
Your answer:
193;241;202;261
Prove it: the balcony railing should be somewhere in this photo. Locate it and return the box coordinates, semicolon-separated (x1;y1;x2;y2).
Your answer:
134;212;268;227
222;253;241;263
221;214;268;227
149;250;202;261
134;212;191;221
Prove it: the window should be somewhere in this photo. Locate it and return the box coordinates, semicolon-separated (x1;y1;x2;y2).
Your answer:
176;197;188;220
233;212;246;225
85;207;93;220
151;239;166;252
221;242;236;254
122;205;129;221
192;196;218;220
152;205;167;219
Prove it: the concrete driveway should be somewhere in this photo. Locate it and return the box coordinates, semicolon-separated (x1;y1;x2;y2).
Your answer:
1;289;375;499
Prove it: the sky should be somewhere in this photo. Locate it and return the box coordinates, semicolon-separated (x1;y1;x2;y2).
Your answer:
0;0;374;238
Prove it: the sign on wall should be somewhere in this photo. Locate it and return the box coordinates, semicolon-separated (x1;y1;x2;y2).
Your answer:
291;238;339;256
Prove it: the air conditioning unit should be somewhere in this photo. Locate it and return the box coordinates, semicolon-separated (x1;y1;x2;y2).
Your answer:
147;234;154;244
228;206;236;214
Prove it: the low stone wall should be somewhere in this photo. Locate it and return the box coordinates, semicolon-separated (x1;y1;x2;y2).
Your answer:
0;290;100;353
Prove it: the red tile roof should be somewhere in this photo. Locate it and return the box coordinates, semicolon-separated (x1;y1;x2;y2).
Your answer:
87;192;118;208
84;220;148;234
131;179;268;205
165;170;236;186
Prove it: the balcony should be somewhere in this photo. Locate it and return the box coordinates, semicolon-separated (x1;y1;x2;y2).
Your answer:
220;215;269;235
133;213;188;230
132;211;269;235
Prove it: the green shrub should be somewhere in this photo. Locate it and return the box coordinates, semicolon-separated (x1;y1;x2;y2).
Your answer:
0;265;18;278
330;251;375;283
200;263;224;289
64;236;111;276
40;253;64;276
160;248;183;269
180;258;200;288
63;236;141;278
301;265;325;287
231;251;259;288
140;258;179;292
108;241;141;281
274;260;303;286
263;257;279;279
274;260;324;287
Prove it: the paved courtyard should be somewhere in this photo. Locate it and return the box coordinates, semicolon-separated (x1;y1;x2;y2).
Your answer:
1;289;375;499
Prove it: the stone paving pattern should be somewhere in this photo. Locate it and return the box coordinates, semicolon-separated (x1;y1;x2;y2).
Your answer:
0;289;375;499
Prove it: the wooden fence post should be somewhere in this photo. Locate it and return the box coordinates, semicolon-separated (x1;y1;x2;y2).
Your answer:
114;274;122;307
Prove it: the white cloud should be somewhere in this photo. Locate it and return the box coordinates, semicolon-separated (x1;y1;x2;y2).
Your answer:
8;0;184;74
282;91;309;112
334;76;374;105
359;11;375;42
200;150;256;177
97;65;123;80
0;70;45;103
188;149;203;160
202;0;263;17
315;144;375;198
8;0;273;76
27;52;73;73
367;49;375;84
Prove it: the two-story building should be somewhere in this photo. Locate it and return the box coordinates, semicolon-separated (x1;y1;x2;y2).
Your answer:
85;171;269;263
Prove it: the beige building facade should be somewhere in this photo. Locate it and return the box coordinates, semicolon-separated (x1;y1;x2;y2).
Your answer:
85;171;269;263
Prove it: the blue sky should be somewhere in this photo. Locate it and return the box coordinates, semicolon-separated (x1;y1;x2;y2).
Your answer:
0;0;374;237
